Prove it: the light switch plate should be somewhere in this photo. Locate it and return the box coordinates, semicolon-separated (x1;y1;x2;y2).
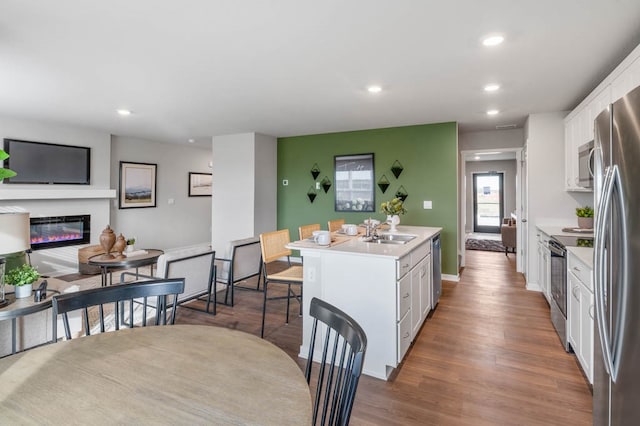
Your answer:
423;200;432;209
282;179;289;186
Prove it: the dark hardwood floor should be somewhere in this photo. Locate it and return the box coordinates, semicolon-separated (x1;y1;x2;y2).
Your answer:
171;250;592;425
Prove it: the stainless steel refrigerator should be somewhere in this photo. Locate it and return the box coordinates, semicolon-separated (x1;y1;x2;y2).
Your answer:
593;83;640;425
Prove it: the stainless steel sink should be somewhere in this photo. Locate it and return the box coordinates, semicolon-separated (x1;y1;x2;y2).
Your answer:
365;233;417;244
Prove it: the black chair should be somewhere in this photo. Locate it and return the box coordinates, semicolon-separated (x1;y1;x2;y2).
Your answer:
305;297;367;426
52;279;185;341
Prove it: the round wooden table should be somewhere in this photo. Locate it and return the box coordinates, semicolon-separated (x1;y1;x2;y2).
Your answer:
88;249;164;286
0;325;312;424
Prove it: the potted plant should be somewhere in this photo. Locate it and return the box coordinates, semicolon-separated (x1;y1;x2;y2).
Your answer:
126;237;136;253
5;263;40;299
576;205;594;229
381;198;407;232
0;149;17;181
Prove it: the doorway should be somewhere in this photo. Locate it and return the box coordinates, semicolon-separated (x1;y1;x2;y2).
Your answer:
472;172;504;234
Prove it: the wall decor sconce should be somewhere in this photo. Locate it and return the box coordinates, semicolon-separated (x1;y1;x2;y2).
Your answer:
320;176;332;193
307;186;317;203
395;185;408;201
391;160;404;179
377;175;390;193
310;164;321;180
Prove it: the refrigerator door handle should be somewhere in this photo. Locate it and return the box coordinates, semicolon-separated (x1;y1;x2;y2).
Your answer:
595;165;616;380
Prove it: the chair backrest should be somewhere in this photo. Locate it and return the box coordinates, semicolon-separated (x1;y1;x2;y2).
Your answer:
159;249;215;303
52;279;185;341
305;297;367;426
327;219;345;233
259;229;293;264
299;223;321;240
216;237;262;284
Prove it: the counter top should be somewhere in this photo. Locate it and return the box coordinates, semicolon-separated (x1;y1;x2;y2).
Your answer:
288;225;442;259
567;247;594;269
537;225;593;238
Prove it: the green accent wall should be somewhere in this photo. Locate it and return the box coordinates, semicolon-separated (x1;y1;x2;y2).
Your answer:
277;122;458;276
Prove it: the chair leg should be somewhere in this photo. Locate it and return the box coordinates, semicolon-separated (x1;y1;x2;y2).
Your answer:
261;281;268;338
285;283;291;324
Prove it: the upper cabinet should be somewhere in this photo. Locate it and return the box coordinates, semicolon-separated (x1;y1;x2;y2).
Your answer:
565;44;640;192
611;55;640;101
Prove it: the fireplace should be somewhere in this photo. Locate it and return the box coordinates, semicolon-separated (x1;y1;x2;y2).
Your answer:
30;215;91;250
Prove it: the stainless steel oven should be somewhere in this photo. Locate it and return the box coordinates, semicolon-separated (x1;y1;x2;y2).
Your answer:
548;238;569;351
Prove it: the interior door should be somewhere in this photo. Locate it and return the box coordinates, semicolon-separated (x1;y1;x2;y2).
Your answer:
472;172;504;233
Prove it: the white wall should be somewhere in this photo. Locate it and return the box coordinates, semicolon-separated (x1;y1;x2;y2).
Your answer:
465;159;517;233
0;116;112;276
211;132;277;256
525;112;593;287
110;136;212;251
459;128;525;151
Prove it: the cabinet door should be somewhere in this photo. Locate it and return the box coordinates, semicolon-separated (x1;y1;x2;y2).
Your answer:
542;246;551;302
580;285;594;384
421;255;432;320
612;56;640;102
411;266;421;339
568;272;581;350
564;118;577;190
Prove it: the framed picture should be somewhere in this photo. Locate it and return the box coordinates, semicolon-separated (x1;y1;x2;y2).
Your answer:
119;161;157;209
188;172;212;197
334;153;375;212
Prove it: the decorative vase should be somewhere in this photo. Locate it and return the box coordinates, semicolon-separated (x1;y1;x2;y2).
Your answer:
15;283;33;299
100;225;116;257
113;234;127;259
126;244;134;253
387;215;400;232
577;217;593;229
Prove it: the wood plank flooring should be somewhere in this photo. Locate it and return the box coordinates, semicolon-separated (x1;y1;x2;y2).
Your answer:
171;250;593;425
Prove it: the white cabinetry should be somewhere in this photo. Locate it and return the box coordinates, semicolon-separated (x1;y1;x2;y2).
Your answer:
537;231;551;302
564;86;610;192
611;55;640;101
567;251;594;384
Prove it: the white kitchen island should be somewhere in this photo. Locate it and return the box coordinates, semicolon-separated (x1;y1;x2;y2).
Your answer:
290;225;442;380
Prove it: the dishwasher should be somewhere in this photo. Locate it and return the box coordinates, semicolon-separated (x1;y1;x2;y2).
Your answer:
432;234;442;308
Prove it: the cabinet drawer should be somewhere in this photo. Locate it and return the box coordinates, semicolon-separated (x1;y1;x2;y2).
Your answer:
397;310;411;362
568;254;593;291
397;254;411;279
411;241;430;265
397;273;411;321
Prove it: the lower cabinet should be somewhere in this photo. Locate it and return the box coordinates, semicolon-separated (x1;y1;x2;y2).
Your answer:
567;251;594;384
537;231;551;303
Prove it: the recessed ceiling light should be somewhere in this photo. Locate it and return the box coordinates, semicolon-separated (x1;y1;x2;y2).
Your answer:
482;35;504;47
486;109;500;116
117;109;131;116
188;139;195;143
484;84;500;92
367;86;382;93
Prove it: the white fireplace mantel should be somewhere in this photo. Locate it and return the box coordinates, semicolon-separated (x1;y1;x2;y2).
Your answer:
0;188;116;200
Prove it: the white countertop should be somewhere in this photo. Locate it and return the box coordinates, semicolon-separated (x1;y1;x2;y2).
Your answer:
288;225;442;259
537;225;594;238
567;246;594;269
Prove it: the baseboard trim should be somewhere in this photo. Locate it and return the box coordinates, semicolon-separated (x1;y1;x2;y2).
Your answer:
526;281;542;292
442;273;459;282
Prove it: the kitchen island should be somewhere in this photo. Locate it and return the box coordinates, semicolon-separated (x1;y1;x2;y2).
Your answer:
290;225;442;380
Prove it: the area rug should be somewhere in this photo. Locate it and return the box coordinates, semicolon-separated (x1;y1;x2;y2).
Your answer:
465;238;506;253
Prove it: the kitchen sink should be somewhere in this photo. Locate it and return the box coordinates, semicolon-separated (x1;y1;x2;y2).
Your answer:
365;233;417;244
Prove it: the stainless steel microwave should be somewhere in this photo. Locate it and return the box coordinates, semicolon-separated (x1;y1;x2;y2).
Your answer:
578;140;594;189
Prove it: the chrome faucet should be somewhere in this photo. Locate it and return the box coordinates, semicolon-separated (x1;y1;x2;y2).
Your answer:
364;219;380;239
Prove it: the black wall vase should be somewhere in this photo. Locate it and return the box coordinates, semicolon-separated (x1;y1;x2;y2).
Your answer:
377;174;390;193
391;160;404;179
321;176;332;193
310;163;321;180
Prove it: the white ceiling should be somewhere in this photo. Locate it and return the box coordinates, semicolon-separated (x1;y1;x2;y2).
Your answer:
2;1;640;147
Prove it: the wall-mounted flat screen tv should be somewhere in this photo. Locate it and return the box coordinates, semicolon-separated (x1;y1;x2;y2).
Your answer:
3;139;91;184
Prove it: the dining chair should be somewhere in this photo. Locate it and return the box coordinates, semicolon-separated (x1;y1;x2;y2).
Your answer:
259;229;303;338
327;219;345;233
305;297;367;426
299;223;321;240
215;236;263;306
51;278;185;341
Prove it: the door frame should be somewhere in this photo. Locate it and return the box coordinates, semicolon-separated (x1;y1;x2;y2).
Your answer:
459;147;525;273
472;171;504;233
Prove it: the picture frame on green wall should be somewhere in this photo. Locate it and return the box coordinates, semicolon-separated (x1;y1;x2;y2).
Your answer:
334;153;375;212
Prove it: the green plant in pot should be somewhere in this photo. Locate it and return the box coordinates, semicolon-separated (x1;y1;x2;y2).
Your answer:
5;264;40;299
576;205;594;229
